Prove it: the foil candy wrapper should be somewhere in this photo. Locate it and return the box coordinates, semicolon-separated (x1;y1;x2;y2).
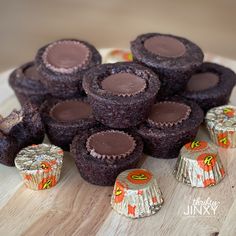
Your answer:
111;169;164;219
15;143;64;190
173;141;225;187
205;105;236;148
103;49;132;63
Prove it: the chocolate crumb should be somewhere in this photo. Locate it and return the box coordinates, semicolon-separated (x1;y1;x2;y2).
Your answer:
210;232;219;236
0;110;23;134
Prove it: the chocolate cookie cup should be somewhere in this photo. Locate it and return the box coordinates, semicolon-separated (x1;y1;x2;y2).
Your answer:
35;39;102;98
130;33;204;97
0;103;45;166
82;62;160;128
181;62;236;113
135;99;204;159
41;98;98;151
70;128;144;186
9;61;49;106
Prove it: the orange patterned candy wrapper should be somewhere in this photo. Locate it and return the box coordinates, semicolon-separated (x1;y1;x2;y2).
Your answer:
173;141;225;187
103;49;133;63
205;105;236;148
111;169;164;219
15;144;64;191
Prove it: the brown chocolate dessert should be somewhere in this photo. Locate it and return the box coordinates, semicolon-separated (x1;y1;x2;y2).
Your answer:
9;62;49;106
135;98;204;159
182;62;236;112
41;98;98;150
131;33;204;98
82;62;160;128
71;128;144;186
35;39;102;98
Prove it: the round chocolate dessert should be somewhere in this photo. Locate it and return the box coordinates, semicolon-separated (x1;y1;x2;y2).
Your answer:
0;102;45;166
181;62;236;112
41;98;98;150
71;128;143;186
130;33;204;98
135;99;204;159
82;62;160;128
35;39;102;98
9;61;49;106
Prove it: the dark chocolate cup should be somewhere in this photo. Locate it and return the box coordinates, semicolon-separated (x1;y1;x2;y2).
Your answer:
41;98;98;151
0;102;45;166
35;39;102;99
70;127;144;186
135;99;204;159
82;62;160;128
9;62;49;106
0;133;19;166
181;62;236;113
130;33;204;98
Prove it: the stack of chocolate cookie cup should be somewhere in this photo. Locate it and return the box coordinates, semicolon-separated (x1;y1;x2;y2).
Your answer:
131;33;236;112
9;38;103;153
9;39;102;106
131;33;204;99
7;33;235;188
4;34;235;222
71;58;204;186
71;62;160;186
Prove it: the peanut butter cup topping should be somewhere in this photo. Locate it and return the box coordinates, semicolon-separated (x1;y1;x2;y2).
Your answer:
186;72;219;92
147;102;191;127
144;36;186;58
86;130;136;160
101;72;146;96
43;40;90;73
50;100;92;122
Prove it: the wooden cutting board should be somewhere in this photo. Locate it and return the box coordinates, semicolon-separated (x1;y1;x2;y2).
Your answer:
0;49;236;236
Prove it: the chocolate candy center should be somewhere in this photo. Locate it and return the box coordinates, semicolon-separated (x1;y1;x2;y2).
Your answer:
45;41;89;69
50;100;92;122
148;102;191;127
24;65;43;81
86;131;136;158
186;72;219;92
101;73;146;96
144;36;186;58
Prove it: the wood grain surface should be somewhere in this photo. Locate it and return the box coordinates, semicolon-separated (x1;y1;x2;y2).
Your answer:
0;49;236;236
